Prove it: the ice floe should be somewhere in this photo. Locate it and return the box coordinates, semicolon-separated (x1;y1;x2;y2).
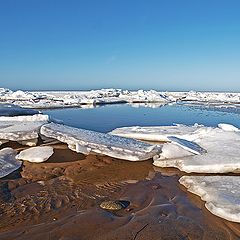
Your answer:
153;125;240;173
179;176;240;223
0;148;22;178
111;124;240;173
40;123;161;161
16;146;54;163
0;114;49;146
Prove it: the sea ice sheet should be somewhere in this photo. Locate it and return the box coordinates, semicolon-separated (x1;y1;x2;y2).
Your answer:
0;148;22;178
0;114;49;146
40;123;161;161
179;176;240;223
154;126;240;173
16;146;54;163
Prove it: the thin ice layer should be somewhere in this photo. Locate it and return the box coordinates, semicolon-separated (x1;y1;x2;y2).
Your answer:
40;123;161;161
16;146;54;163
179;176;240;223
110;124;202;142
154;126;240;173
0;115;49;145
0;148;22;178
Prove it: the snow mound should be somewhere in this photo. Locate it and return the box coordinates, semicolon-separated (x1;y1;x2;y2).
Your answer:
40;123;161;161
179;176;240;223
16;146;54;163
0;148;21;178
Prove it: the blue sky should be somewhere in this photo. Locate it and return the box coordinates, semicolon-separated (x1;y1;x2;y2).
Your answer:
0;0;240;91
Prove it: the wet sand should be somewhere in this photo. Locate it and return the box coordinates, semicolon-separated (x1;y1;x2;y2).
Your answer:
0;143;240;240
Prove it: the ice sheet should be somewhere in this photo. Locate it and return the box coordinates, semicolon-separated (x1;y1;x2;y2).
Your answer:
0;148;22;178
16;146;54;163
179;176;240;223
40;123;161;161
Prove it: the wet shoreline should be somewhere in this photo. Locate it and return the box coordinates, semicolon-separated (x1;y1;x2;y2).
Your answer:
0;143;239;239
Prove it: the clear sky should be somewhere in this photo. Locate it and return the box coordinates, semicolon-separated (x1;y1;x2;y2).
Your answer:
0;0;240;91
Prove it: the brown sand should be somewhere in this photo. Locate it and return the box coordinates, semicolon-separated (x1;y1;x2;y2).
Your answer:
0;143;239;240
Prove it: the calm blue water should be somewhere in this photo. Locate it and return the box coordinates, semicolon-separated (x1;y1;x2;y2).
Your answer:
43;103;240;133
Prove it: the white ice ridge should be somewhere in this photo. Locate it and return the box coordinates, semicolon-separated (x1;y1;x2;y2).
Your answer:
40;123;161;161
1;88;240;109
179;176;240;223
0;148;22;178
0;114;49;146
16;146;54;163
153;124;240;173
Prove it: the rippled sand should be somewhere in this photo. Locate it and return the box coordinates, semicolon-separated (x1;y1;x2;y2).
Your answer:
0;143;239;240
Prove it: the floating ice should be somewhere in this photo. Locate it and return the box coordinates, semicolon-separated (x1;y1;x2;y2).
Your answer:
179;176;240;223
40;123;161;161
0;148;21;178
0;114;49;146
154;126;240;173
16;146;54;163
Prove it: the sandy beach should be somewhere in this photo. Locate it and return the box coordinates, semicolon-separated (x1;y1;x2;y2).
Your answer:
0;142;239;240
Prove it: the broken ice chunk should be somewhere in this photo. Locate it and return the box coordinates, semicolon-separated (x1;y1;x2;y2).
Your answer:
40;123;161;161
179;176;240;223
167;136;207;155
0;148;22;178
155;143;194;160
0;114;49;145
16;146;54;163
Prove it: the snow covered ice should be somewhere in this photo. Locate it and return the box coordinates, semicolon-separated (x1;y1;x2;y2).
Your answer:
16;146;54;163
0;114;49;146
0;148;22;178
40;123;161;161
179;176;240;223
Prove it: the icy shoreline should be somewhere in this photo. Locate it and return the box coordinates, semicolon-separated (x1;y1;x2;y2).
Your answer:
0;98;240;224
1;88;240;109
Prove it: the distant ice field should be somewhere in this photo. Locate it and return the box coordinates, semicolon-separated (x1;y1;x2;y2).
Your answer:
42;103;240;133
